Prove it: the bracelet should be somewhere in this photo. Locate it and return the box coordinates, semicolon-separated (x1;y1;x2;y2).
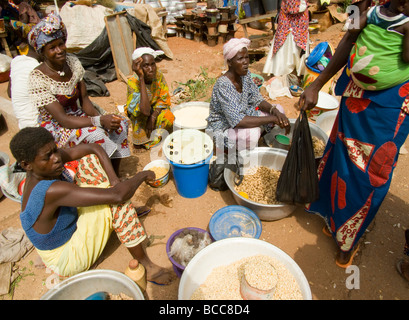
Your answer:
269;105;276;114
90;116;102;128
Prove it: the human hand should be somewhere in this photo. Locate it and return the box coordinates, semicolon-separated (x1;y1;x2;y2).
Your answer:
100;114;122;131
132;57;144;78
145;110;159;138
298;85;319;111
271;108;291;135
144;170;156;182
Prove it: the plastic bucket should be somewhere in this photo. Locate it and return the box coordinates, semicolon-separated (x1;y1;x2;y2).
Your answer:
303;66;334;95
249;0;265;16
262;0;277;12
170;153;213;198
242;1;252;17
303;42;335;94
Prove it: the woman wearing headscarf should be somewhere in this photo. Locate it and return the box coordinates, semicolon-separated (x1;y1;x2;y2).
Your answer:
27;14;130;173
125;47;174;150
207;38;290;152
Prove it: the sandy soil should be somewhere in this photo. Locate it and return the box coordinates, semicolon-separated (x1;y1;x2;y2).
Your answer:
1;19;409;301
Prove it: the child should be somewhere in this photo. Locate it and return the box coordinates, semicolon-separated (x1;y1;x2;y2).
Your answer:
11;127;174;284
348;0;409;90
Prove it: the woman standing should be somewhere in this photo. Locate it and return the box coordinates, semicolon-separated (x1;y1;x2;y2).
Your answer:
125;47;174;150
263;0;309;77
27;14;130;172
263;0;309;76
298;0;409;267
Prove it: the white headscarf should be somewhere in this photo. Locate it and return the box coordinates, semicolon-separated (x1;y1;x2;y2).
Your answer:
132;47;165;60
223;38;251;62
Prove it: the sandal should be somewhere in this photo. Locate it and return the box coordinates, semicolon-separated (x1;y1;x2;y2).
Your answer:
322;225;332;237
396;259;409;282
335;245;360;268
136;206;151;218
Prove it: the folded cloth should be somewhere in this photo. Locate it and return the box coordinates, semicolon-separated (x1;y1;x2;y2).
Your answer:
0;228;33;264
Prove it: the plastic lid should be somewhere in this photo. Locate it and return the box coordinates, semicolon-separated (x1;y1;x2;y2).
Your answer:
209;205;262;241
275;134;290;145
162;129;213;165
306;42;329;69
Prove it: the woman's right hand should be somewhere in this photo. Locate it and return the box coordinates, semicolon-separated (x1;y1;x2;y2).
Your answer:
100;114;122;131
144;170;156;182
298;84;320;111
132;57;144;79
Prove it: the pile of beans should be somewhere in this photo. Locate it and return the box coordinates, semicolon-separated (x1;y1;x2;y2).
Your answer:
234;166;281;205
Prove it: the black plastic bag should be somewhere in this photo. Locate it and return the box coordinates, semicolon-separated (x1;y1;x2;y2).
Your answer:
275;110;319;204
208;152;243;191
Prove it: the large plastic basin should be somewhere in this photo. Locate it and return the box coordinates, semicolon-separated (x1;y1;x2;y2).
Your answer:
178;237;312;300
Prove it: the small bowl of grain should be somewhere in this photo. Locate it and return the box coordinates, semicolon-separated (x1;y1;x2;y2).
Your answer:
143;159;170;188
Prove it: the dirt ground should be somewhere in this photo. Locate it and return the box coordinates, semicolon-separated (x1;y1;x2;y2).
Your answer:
1;18;409;301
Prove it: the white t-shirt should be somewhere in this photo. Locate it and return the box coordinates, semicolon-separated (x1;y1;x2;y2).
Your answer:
10;55;40;129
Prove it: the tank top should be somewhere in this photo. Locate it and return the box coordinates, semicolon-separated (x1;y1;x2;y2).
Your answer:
20;180;78;250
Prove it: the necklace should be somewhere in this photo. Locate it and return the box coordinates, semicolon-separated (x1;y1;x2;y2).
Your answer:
44;61;65;77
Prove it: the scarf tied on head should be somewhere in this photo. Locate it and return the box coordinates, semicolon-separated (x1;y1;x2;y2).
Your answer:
28;13;67;53
132;47;165;61
223;38;251;62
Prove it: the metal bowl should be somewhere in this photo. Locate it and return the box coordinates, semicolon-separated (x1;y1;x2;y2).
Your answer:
264;119;328;159
224;147;297;221
40;269;145;300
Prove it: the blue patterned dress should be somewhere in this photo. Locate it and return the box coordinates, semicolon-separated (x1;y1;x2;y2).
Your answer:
207;72;264;149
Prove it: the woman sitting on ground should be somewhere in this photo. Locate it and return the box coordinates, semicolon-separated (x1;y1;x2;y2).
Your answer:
125;47;174;150
27;14;130;173
207;38;290;152
11;126;174;284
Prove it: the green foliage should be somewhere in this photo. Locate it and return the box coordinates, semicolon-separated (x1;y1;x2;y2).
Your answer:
173;67;217;103
341;0;352;12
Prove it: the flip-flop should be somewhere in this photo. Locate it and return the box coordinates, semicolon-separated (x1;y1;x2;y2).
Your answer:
148;280;165;286
335;245;360;268
136;206;151;218
322;225;332;237
396;259;409;282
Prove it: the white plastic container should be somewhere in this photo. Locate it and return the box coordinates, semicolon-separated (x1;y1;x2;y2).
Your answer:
178;237;312;300
172;101;210;131
316;109;338;137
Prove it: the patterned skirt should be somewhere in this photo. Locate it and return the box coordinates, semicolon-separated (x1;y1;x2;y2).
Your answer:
306;71;409;253
37;154;146;277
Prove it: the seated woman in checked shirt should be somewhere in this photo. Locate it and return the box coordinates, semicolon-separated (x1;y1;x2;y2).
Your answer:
207;38;291;153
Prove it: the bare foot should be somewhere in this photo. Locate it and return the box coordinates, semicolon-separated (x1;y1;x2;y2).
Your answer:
141;259;175;285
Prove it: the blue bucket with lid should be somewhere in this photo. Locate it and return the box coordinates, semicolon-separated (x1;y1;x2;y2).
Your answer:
163;129;214;198
170;153;213;198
